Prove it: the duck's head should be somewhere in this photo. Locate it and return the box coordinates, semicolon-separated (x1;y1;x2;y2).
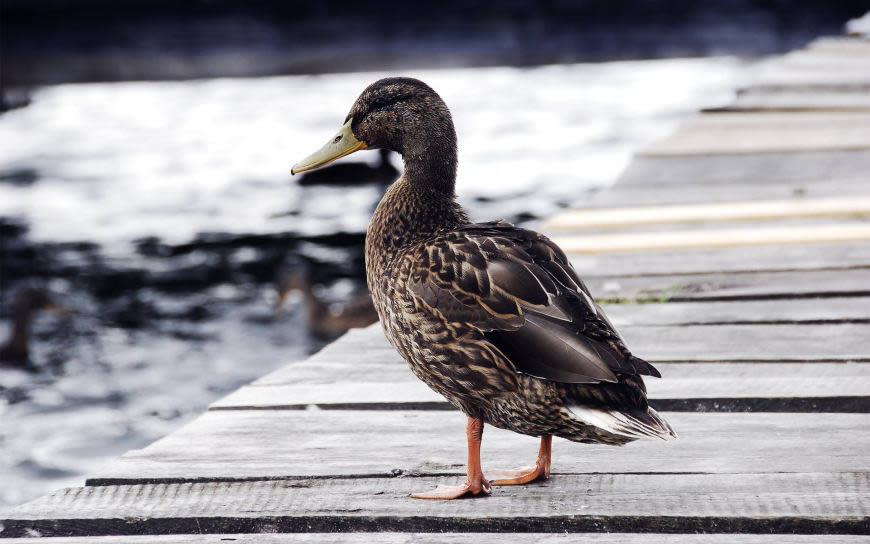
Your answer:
292;77;457;186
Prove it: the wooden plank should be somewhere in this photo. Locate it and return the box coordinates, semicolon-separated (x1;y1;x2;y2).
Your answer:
749;68;870;91
584;178;868;208
779;50;870;70
679;112;870;127
255;318;870;369
807;37;870;55
616;151;870;185
543;197;870;231
81;412;870;484
3;535;868;544
250;350;870;411
256;353;870;386
216;314;870;407
601;298;870;326
252;359;870;394
583;269;870;303
550;223;870;253
215;322;870;409
295;321;870;364
625;321;863;362
213;372;870;410
747;57;870;87
4;473;867;537
640;114;870;155
715;90;870;112
565;242;870;276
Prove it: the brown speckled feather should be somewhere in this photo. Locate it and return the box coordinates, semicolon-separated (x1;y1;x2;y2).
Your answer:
408;221;661;387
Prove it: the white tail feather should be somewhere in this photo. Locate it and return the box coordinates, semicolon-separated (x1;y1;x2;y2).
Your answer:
568;406;677;441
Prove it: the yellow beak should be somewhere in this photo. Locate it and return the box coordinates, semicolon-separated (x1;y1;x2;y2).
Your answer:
291;118;368;175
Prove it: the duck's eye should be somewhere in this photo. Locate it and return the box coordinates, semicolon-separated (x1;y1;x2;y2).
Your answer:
333;135;343;144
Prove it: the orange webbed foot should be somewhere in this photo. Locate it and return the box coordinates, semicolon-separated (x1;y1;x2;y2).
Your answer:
490;435;552;486
489;463;549;486
410;478;492;500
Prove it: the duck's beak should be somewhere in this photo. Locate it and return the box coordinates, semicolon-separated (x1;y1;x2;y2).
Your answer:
291;118;368;175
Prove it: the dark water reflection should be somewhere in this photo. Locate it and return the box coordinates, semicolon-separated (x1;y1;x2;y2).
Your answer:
0;60;746;507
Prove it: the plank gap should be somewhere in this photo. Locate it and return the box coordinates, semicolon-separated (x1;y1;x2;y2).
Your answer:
205;397;870;414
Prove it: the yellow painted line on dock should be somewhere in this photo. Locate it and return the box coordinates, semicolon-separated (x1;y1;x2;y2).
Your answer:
543;196;870;230
551;223;870;254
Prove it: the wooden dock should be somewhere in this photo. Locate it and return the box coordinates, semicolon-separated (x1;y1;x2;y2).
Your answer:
3;24;870;543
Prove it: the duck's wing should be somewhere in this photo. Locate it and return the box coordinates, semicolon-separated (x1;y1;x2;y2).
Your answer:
408;221;660;384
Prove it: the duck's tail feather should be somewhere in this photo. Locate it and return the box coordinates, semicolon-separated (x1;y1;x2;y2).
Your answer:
568;405;677;441
630;355;662;379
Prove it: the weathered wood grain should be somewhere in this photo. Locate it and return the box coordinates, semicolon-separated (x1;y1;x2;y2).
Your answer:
681;112;870;127
252;359;870;397
566;242;870;276
243;334;870;410
616;151;870;185
3;473;867;537
583;269;870;302
807;37;870;55
3;535;868;543
601;297;870;325
716;90;870;112
777;49;870;70
253;320;870;370
749;69;870;91
583;178;868;208
617;322;870;361
744;50;870;90
261;320;870;367
640;113;870;156
215;324;870;408
254;354;870;388
82;412;869;484
3;536;868;544
211;373;870;411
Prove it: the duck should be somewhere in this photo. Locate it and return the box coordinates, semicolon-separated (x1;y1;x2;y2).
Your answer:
273;261;378;340
296;148;399;187
291;77;675;500
0;286;60;367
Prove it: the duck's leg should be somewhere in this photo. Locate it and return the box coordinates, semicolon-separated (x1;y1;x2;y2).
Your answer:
490;435;552;486
411;416;491;499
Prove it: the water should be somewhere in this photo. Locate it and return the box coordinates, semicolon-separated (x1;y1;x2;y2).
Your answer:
0;57;748;508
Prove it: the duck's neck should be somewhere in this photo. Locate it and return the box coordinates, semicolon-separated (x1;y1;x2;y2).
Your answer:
401;135;458;196
366;118;467;270
367;164;468;266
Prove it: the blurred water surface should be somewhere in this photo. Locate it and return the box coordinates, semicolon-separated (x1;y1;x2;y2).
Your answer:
0;58;747;507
